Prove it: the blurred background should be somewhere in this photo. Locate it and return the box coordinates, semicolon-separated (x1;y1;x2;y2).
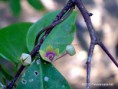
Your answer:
0;0;118;89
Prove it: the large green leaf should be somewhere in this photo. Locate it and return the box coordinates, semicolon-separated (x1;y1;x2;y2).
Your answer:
17;57;71;89
27;11;77;54
0;22;32;63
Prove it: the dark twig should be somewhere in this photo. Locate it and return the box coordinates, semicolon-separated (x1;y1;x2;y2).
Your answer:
74;0;118;89
75;0;97;88
86;43;95;89
6;65;25;89
35;3;75;45
98;41;118;67
75;0;97;41
6;0;75;89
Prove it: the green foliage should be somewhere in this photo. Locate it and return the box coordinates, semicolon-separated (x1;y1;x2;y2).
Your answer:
0;65;13;80
0;64;13;84
27;11;77;54
0;23;32;64
27;0;44;10
17;57;71;89
0;10;77;88
9;0;21;16
7;0;44;16
0;0;9;2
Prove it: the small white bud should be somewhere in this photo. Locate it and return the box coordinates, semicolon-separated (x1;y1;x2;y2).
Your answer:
66;45;76;56
20;53;31;66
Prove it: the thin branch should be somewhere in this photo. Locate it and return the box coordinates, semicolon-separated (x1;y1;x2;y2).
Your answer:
75;0;97;41
86;43;95;89
6;65;25;89
75;0;97;88
35;2;75;45
74;0;118;89
98;41;118;67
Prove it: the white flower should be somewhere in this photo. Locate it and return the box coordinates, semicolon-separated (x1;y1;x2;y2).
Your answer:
20;53;31;66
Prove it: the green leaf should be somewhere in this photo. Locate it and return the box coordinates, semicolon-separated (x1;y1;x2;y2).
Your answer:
16;57;71;89
27;0;44;10
9;0;21;16
27;11;77;54
0;64;13;80
0;0;9;2
0;22;32;64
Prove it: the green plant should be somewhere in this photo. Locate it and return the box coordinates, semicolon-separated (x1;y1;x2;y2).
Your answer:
0;0;44;16
0;0;118;89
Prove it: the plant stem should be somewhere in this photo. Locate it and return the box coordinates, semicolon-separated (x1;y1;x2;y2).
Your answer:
98;41;118;67
6;65;25;89
86;43;95;89
35;1;75;45
74;0;118;89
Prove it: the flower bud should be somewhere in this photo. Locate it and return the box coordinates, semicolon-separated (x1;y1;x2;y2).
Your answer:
66;45;76;56
20;53;31;66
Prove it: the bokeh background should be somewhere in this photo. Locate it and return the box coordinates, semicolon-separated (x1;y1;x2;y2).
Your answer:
0;0;118;89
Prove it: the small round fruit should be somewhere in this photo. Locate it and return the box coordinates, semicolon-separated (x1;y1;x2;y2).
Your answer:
66;45;76;56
